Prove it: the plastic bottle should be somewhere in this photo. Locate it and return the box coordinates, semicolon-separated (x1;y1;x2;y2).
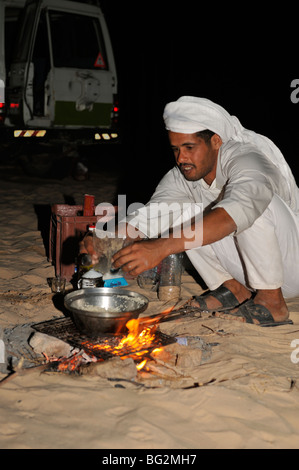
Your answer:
158;253;183;302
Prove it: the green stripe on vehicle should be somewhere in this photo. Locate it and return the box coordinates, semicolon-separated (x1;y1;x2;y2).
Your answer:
54;101;112;126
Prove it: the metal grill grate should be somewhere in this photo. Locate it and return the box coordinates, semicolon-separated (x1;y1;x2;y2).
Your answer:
32;316;175;361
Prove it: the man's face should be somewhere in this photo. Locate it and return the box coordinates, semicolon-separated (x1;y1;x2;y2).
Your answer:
169;131;221;184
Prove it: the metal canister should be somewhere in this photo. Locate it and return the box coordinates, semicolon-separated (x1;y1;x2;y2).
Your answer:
77;252;103;288
78;269;104;289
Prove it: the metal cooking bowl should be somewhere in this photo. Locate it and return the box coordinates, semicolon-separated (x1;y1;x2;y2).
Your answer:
64;288;149;336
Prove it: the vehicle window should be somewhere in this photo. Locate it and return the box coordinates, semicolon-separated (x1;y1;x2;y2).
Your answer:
49;11;108;70
32;10;50;65
11;2;39;62
4;7;22;68
31;10;51;116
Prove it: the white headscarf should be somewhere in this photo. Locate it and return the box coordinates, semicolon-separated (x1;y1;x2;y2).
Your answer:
163;96;298;210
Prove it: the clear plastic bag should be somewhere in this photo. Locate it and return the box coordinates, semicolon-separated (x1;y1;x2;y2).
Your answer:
137;265;160;291
92;229;125;275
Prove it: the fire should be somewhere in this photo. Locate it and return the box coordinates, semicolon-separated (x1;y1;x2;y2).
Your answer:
116;319;158;370
116;319;156;350
44;306;175;373
102;318;158;370
48;319;161;373
80;319;157;356
136;359;147;371
57;353;84;372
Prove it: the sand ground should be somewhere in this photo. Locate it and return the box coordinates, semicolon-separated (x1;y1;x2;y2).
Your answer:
1;159;299;449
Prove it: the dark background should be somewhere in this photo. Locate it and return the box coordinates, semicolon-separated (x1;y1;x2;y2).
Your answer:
98;2;299;204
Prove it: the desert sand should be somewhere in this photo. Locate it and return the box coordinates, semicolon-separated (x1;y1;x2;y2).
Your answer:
1;156;299;450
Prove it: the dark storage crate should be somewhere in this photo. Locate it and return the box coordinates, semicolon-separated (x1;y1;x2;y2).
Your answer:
49;204;117;282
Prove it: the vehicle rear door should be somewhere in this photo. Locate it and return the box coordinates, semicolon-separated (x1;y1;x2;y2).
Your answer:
46;1;117;128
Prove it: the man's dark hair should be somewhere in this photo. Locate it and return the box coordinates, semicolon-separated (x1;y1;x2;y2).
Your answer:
196;130;215;143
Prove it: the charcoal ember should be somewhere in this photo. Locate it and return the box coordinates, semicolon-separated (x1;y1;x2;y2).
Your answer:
29;332;72;358
81;356;137;380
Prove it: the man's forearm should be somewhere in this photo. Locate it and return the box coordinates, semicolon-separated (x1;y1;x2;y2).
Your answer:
165;207;237;253
112;208;237;276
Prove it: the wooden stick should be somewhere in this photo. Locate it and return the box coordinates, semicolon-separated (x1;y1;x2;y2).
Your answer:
0;362;50;387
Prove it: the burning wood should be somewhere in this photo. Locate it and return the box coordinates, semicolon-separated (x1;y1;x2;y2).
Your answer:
80;319;157;357
22;303;209;387
30;317;174;374
80;357;138;380
1;301;215;389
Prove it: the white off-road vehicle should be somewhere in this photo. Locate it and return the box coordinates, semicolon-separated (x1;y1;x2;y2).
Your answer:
0;0;119;150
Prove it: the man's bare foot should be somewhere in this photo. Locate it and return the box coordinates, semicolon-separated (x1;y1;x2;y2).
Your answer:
191;279;252;311
252;289;289;323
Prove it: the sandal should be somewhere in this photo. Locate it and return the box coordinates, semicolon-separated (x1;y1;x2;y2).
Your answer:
192;285;241;312
219;299;293;327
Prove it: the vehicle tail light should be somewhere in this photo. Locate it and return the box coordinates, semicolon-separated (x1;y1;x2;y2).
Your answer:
112;94;119;124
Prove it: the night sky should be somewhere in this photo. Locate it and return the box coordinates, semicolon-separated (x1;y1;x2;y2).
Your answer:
98;1;299;203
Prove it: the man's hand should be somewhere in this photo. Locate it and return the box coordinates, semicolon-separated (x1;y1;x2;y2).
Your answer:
78;223;148;269
112;238;170;277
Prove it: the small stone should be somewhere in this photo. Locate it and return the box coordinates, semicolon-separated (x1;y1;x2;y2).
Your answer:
29;332;72;358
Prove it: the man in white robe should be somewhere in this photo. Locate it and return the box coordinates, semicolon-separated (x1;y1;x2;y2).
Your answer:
112;96;299;326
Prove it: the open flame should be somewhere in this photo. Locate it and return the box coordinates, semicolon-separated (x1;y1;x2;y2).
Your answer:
44;304;177;373
116;319;156;351
84;318;159;370
51;318;163;373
